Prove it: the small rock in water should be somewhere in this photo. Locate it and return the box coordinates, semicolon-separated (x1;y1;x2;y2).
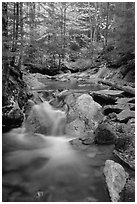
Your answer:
103;160;127;202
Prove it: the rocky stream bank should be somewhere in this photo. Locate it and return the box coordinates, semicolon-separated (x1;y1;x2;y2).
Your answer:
2;65;135;202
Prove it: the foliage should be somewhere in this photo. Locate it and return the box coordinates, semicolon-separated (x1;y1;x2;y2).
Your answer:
2;2;135;75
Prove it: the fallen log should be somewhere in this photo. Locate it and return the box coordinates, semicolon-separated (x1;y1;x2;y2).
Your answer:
98;79;135;96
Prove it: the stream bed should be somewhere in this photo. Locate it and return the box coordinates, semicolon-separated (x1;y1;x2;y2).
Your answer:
2;77;134;202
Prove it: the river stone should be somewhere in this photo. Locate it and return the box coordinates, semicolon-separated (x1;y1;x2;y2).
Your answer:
103;160;127;202
116;110;135;122
116;97;135;105
94;123;116;144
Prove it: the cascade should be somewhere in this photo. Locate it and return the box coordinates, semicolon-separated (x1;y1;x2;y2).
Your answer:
3;100;91;201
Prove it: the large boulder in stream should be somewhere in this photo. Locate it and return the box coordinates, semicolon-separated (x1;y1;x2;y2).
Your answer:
75;94;103;128
103;160;127;202
65;94;103;139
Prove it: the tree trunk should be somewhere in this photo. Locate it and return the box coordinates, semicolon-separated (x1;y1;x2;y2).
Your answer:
98;79;135;96
88;2;93;44
19;2;23;67
63;3;66;57
60;3;63;67
105;2;109;47
88;2;94;58
11;2;19;67
2;2;9;96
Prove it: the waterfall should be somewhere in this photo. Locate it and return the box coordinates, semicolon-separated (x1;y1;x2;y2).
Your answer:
3;100;90;201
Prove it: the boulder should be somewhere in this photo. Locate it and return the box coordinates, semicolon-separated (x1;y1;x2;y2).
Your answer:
116;110;135;122
65;118;86;138
65;94;103;139
103;160;127;202
94;122;116;144
75;94;103;129
2;102;24;132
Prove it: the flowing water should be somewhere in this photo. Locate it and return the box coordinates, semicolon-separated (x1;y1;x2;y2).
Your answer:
2;79;114;202
37;78;108;92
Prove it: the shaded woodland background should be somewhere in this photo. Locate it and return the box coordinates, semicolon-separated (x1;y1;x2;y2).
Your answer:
2;2;135;107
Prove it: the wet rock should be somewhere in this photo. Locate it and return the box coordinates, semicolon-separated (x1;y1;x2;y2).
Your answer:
76;94;103;129
115;135;133;152
23;73;45;89
127;118;135;126
113;150;135;170
69;138;83;148
65;92;81;108
94;123;116;145
67;107;79;122
80;132;95;145
65;118;86;138
91;92;116;105
102;117;135;169
2;103;24;132
116;97;135;105
103;104;131;115
24;99;35;118
65;94;104;138
116;110;135;122
123;177;135;202
103;160;127;202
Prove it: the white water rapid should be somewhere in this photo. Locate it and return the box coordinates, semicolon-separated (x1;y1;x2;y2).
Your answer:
3;100;93;201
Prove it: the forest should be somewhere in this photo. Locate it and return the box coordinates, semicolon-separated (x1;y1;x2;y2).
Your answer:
2;2;135;202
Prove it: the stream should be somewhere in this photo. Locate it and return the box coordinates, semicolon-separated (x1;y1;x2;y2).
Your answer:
2;78;119;202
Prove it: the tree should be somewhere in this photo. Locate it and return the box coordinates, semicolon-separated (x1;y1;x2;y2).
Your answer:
2;2;9;95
